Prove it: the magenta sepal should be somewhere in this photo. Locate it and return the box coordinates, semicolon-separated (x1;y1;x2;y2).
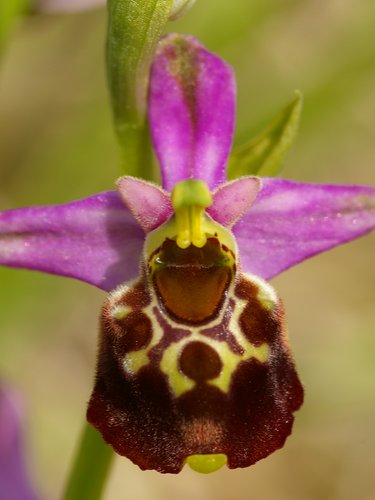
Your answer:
0;192;144;291
233;178;375;280
149;34;236;191
0;385;38;500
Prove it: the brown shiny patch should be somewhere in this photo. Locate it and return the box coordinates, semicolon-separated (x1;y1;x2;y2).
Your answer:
152;238;233;324
179;341;222;381
114;311;152;356
235;275;280;346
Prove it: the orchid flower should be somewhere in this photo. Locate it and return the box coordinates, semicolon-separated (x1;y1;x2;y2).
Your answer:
1;34;374;475
0;385;38;500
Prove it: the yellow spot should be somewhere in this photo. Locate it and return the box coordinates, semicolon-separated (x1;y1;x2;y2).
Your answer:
209;341;269;393
111;305;131;320
160;340;195;396
159;323;269;397
185;454;227;474
121;305;164;376
252;275;277;311
171;180;213;249
123;350;149;375
257;295;275;311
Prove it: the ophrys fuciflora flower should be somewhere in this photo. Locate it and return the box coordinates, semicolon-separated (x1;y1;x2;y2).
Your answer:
1;35;374;473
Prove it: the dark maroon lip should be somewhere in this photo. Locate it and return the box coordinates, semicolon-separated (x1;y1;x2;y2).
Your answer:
87;269;303;473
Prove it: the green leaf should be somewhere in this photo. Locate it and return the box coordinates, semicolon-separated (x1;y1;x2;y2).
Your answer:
227;90;303;178
107;0;173;178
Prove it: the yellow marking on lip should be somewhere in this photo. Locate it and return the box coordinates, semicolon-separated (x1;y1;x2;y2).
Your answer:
159;323;269;397
116;301;164;377
114;274;273;395
208;340;269;393
123;350;150;374
160;339;195;397
249;273;278;312
111;305;131;320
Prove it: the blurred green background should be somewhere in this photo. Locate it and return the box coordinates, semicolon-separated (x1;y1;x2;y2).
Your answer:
0;1;374;499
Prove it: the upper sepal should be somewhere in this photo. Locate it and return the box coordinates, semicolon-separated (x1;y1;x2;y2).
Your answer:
149;34;236;191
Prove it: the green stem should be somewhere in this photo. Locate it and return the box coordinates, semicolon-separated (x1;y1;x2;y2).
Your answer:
116;121;154;180
107;0;173;178
62;423;114;500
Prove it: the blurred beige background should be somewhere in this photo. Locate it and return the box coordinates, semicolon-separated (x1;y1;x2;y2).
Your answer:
0;1;374;499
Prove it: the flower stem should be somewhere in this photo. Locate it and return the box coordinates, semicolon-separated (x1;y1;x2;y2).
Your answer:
116;121;154;180
62;423;114;500
107;0;173;179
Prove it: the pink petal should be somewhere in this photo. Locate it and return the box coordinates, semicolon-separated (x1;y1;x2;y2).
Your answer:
207;177;262;227
233;178;375;280
0;192;144;292
149;34;235;191
117;177;172;232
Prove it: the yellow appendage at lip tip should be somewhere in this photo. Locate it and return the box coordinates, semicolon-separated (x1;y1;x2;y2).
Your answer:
171;180;213;249
185;453;227;473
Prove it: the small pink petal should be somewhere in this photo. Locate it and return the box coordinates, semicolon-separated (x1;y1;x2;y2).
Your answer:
208;177;262;227
116;177;172;232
